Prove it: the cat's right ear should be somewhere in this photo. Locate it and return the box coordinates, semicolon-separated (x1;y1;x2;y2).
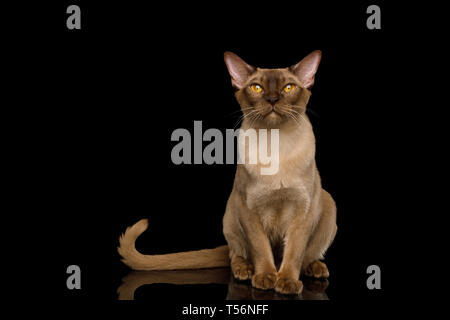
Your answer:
224;52;255;89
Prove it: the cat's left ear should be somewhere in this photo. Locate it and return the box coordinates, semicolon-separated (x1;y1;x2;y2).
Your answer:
290;50;322;89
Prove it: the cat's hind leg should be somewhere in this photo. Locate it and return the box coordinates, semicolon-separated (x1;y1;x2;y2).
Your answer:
302;189;337;279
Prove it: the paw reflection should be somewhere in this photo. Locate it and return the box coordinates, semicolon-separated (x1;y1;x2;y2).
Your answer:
227;276;328;300
117;268;329;300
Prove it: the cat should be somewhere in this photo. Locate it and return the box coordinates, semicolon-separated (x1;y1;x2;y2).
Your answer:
118;50;337;295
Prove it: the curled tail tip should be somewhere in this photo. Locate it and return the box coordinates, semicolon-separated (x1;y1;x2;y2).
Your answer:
118;218;149;252
130;218;149;233
122;219;149;237
137;218;149;228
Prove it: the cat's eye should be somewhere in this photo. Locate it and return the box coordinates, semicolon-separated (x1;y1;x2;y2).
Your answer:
250;84;263;93
283;84;296;93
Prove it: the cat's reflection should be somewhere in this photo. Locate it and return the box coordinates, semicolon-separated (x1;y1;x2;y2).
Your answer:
226;276;328;300
117;268;329;300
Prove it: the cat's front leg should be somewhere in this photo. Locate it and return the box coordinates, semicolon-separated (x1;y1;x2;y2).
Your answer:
275;213;314;295
237;200;277;290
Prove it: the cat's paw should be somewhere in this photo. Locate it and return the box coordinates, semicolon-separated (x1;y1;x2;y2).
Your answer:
275;277;303;295
304;261;329;278
251;272;277;290
232;261;254;281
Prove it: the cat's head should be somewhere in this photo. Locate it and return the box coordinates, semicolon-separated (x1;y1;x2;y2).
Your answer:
224;51;321;127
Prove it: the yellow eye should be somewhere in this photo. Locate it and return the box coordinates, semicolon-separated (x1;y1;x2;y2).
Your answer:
250;84;263;93
283;84;296;93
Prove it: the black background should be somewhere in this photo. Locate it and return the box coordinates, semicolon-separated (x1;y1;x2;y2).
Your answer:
10;0;429;314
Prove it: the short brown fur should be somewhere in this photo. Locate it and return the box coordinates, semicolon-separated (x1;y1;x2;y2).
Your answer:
118;51;337;295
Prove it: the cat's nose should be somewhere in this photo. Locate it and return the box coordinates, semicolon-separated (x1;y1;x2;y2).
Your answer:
266;96;279;105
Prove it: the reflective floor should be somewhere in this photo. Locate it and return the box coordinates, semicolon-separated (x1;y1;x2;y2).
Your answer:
117;268;329;300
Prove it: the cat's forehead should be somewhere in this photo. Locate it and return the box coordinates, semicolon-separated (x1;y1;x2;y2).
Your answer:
248;68;298;84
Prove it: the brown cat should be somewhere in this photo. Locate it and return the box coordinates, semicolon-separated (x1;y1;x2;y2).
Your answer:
118;50;337;295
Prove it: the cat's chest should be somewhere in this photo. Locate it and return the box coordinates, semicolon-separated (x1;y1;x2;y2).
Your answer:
245;163;311;211
240;122;316;211
248;167;302;194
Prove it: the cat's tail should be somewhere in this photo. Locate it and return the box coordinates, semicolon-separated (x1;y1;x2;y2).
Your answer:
117;219;230;270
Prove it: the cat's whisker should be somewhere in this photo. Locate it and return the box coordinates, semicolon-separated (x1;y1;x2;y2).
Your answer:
273;105;309;127
287;113;301;126
233;117;244;129
278;105;302;115
249;113;261;128
299;114;308;124
285;106;307;117
278;108;302;127
226;107;254;117
287;109;300;115
244;111;260;128
234;109;258;129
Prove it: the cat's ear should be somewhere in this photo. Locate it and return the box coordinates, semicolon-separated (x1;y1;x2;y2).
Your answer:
224;52;255;89
290;50;322;89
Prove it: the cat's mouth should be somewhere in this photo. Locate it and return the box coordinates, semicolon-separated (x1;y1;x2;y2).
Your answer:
266;110;288;123
262;107;282;118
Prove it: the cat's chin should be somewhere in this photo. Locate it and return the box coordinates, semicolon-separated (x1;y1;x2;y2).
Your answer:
261;111;284;127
